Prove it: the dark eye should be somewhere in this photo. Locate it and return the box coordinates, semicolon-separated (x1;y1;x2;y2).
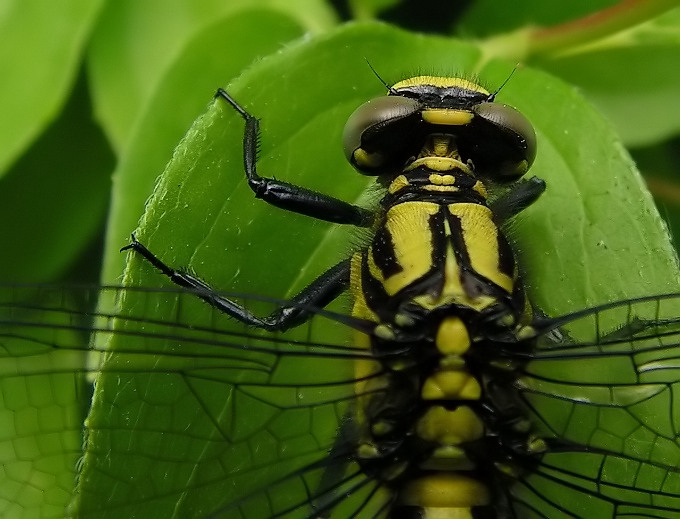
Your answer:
342;96;421;174
470;102;537;179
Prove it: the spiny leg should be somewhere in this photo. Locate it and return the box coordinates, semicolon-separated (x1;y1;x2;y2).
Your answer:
121;234;351;332
215;88;374;227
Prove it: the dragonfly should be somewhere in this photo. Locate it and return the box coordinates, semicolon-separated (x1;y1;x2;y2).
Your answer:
2;74;680;518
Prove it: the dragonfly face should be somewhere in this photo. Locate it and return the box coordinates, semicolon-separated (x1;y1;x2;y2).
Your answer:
2;74;680;519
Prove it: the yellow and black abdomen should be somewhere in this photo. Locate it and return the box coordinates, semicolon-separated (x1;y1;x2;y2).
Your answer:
349;166;528;517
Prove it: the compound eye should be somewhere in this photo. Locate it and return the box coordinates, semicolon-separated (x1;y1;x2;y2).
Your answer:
343;95;421;174
472;102;537;179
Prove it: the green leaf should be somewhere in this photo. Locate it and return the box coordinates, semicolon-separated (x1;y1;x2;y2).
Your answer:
538;7;680;146
0;287;92;517
74;22;678;516
503;64;679;314
632;139;680;248
0;0;104;177
87;0;337;153
97;8;308;288
0;74;114;283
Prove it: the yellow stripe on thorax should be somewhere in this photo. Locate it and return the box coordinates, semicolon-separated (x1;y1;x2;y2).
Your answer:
368;201;512;310
450;203;513;293
369;201;442;296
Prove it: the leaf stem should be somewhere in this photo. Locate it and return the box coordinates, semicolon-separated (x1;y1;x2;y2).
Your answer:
528;0;679;58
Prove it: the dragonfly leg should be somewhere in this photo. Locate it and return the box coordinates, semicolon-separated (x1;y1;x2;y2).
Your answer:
121;234;351;332
215;88;374;227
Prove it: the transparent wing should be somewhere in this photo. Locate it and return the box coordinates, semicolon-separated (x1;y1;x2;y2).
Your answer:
5;286;680;518
0;284;390;519
506;293;680;518
508;451;680;519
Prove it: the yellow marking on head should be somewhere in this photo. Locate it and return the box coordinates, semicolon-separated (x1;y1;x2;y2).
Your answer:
416;405;484;444
515;159;529;175
353;148;384;168
421;371;481;400
398;473;490;507
422;109;474;126
404;157;470;173
392;76;489;95
388;174;410;194
436;317;470;355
